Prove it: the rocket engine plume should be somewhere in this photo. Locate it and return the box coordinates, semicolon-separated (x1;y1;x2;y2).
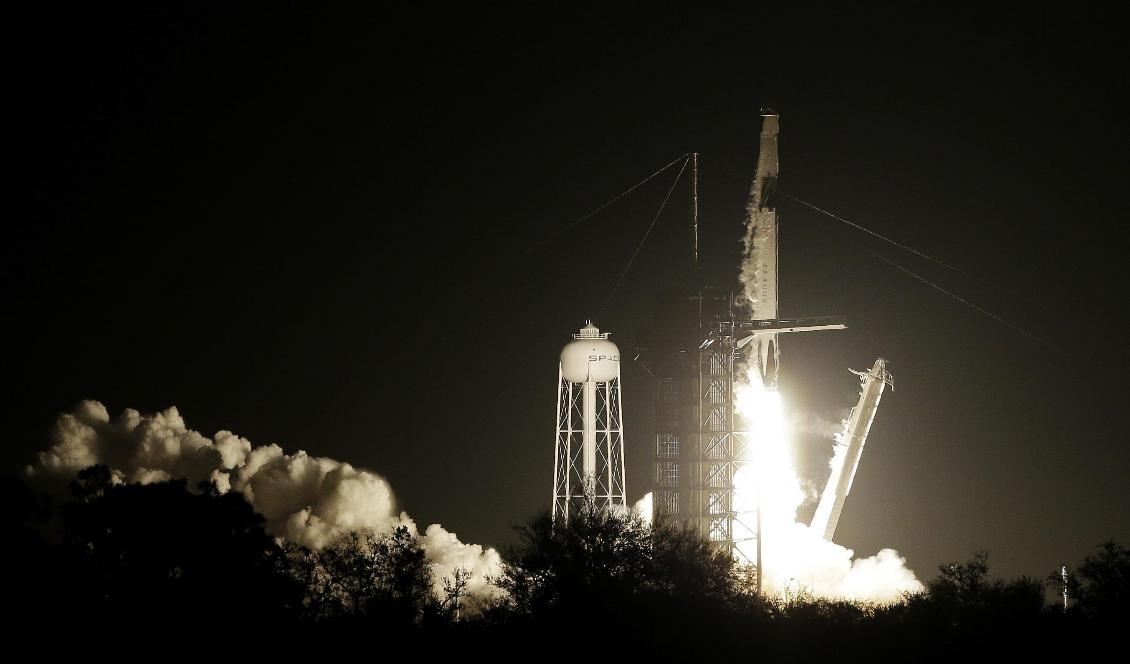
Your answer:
733;111;921;601
731;376;921;602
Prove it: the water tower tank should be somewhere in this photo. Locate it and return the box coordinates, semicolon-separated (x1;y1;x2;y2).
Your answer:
560;322;620;383
553;320;626;521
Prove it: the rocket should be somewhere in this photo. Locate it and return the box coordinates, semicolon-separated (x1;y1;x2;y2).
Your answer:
744;110;781;388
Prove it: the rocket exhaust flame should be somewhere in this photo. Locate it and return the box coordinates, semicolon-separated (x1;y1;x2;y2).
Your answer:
733;111;921;602
731;371;921;602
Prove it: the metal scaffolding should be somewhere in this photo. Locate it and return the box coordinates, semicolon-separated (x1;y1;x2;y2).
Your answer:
647;288;758;568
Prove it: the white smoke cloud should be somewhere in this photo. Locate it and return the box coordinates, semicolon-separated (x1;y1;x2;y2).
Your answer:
417;523;502;598
740;210;777;310
756;522;921;604
28;400;501;599
229;443;404;549
792;411;848;440
733;377;922;604
632;491;654;523
733;176;920;602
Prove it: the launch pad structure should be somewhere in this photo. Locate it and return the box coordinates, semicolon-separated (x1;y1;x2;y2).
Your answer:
548;109;888;592
643;111;845;585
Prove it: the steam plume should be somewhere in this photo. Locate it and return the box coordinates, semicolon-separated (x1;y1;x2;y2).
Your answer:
28;401;500;598
632;491;654;523
733;373;922;603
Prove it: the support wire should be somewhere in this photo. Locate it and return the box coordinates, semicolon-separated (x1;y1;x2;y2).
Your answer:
596;155;690;319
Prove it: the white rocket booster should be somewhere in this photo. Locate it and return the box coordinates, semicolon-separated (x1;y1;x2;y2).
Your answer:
744;111;781;388
810;358;893;541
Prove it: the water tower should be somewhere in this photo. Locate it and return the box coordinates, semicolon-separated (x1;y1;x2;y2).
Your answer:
553;322;626;519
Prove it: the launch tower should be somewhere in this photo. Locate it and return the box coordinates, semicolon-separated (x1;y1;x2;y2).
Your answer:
647;111;845;583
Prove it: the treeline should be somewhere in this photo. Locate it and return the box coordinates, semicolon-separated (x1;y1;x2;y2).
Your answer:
2;467;1125;659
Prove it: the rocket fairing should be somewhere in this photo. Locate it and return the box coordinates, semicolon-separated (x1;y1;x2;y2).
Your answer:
810;358;893;542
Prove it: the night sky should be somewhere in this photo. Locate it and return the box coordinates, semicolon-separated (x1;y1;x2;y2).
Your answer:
7;3;1127;581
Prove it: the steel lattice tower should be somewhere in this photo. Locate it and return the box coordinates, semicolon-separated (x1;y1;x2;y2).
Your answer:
648;290;754;554
647;111;845;590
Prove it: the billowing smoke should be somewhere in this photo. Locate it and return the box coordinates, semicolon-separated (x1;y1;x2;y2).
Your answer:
632;491;654;523
733;373;922;603
28;401;501;599
739;207;777;312
760;523;921;603
732;145;920;601
792;411;848;440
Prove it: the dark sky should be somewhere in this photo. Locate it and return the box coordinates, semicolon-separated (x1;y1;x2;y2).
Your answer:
7;2;1127;581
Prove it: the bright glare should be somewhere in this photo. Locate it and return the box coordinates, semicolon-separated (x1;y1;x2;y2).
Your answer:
732;367;922;602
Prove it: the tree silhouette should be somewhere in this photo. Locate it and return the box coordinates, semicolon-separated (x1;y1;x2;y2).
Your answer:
493;505;654;616
932;552;1043;617
439;566;471;620
1061;540;1130;623
301;526;433;628
894;551;1046;659
56;466;301;627
9;464;1125;657
488;504;759;656
0;475;58;628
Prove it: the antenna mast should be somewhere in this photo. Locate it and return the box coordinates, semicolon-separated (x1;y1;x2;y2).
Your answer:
691;152;699;273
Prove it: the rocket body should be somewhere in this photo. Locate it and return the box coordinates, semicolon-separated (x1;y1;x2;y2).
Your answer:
744;113;781;388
